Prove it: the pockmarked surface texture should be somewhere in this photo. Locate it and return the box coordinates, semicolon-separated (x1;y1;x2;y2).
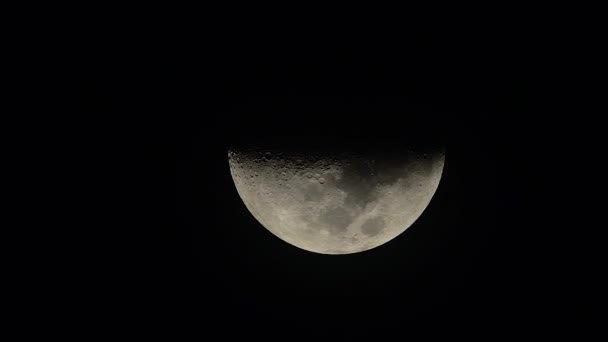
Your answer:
228;146;445;254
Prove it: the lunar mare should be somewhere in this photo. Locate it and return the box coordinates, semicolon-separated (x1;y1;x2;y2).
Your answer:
228;147;445;254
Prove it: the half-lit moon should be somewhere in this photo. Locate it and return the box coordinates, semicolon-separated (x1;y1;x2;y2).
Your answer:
228;146;445;254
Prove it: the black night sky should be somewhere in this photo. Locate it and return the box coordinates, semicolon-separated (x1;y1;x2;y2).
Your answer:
80;18;599;338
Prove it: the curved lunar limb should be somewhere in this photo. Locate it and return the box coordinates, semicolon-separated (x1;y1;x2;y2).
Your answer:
228;145;445;254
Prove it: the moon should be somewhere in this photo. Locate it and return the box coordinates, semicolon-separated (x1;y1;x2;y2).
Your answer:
228;144;445;254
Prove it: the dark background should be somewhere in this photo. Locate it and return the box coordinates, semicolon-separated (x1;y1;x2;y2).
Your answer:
79;19;599;337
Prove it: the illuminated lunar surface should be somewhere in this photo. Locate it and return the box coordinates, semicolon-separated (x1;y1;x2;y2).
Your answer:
228;146;445;254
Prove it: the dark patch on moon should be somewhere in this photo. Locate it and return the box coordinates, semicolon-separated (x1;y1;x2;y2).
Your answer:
333;157;407;210
319;206;352;233
303;184;324;202
361;216;386;236
333;160;378;208
375;160;410;185
416;151;440;176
